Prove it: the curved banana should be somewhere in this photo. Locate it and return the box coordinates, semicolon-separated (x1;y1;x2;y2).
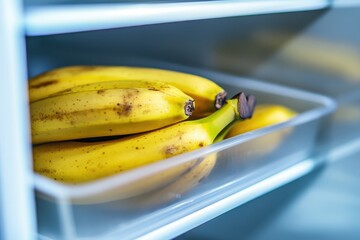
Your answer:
69;159;199;204
127;104;295;207
124;153;217;209
215;104;297;156
28;66;227;117
31;80;194;144
33;92;255;184
224;104;297;138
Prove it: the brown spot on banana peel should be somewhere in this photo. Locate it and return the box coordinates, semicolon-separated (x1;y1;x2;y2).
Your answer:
97;89;106;95
115;103;133;116
37;168;57;175
30;79;58;89
115;89;138;116
164;145;179;157
162;130;190;157
147;87;160;91
163;144;190;158
32;104;133;122
51;88;72;96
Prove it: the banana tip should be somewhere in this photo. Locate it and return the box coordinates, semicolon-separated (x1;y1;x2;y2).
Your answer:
233;92;256;119
185;100;195;116
215;91;228;109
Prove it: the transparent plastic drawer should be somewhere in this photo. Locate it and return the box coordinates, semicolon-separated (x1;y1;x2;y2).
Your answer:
34;68;336;240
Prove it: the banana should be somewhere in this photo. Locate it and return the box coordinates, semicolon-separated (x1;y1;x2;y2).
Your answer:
125;104;295;208
123;153;217;209
111;103;244;207
67;159;199;204
224;104;297;138
28;66;227;117
33;92;255;184
30;80;195;144
124;105;297;208
116;103;245;207
215;104;297;156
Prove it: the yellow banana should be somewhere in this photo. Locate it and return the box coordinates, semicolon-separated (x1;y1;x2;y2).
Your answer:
33;92;255;184
30;80;194;144
121;107;240;207
224;104;297;138
117;105;242;207
215;104;297;156
68;159;199;204
28;66;227;117
126;104;295;207
123;153;217;209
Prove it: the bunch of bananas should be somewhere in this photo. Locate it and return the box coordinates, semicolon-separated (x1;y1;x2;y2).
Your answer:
121;104;297;208
215;104;297;140
29;66;228;118
30;65;297;205
30;66;255;191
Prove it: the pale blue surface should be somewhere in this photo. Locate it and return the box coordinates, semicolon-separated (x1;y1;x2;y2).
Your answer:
178;148;360;240
0;1;37;240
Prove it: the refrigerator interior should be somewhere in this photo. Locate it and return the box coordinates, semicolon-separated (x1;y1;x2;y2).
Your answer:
1;0;360;239
178;4;360;240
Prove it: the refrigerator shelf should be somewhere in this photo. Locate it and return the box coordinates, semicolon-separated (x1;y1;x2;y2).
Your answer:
2;1;359;239
35;67;336;240
24;0;329;36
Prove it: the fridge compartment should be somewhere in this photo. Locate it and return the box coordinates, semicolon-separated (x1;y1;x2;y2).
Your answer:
209;6;360;151
211;7;360;99
34;68;336;240
215;31;360;98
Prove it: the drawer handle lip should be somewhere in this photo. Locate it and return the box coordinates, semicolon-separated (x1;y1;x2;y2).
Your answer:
124;158;317;240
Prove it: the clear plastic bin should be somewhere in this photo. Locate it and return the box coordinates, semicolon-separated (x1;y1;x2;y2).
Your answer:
34;68;336;240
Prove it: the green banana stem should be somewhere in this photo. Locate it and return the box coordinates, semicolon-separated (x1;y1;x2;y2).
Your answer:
197;100;238;141
196;92;255;142
213;120;236;143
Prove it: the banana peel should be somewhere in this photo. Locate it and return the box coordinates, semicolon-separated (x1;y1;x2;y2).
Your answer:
93;104;296;207
218;104;297;157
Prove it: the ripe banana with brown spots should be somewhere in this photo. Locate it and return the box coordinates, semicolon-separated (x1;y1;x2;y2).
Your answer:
28;66;227;117
33;93;255;184
30;80;195;144
126;105;297;208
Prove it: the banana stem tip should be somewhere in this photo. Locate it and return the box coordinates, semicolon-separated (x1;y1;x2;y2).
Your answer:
233;92;256;119
215;91;228;109
185;100;195;116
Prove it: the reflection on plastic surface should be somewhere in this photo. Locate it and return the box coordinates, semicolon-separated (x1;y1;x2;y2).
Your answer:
278;36;360;82
121;153;217;209
180;148;360;240
219;34;360;75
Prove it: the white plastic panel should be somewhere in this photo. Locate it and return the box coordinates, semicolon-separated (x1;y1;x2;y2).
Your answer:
136;159;317;240
0;0;37;239
24;0;329;36
332;0;360;7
